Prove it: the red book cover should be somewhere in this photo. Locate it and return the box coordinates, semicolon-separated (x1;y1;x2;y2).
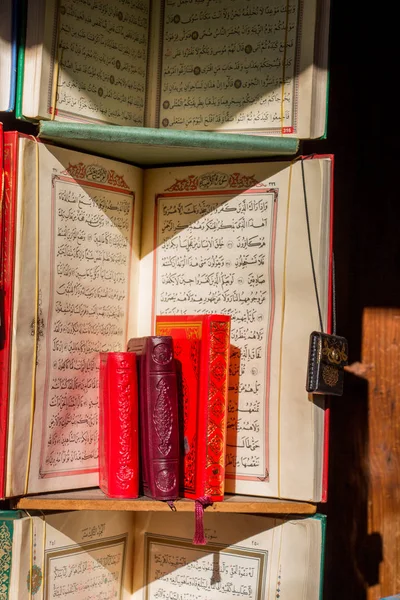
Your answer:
322;153;334;503
99;352;139;498
0;131;19;498
0;122;3;286
156;315;231;502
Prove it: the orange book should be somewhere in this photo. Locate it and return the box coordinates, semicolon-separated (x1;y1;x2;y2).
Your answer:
156;315;230;503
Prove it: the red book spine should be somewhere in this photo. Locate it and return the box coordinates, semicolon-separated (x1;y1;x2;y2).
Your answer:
197;316;230;502
0;123;3;295
172;337;200;499
99;354;109;495
156;315;230;502
155;319;201;500
99;353;139;498
322;154;335;502
0;132;18;498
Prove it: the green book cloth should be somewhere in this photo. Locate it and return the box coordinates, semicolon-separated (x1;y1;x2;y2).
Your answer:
313;514;327;600
0;511;24;598
38;122;299;166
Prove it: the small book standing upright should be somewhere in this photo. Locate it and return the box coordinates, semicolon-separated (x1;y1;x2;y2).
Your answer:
99;352;139;499
155;315;231;503
127;336;180;501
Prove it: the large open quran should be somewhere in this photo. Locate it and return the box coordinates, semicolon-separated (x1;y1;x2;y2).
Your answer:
1;134;332;501
0;509;326;599
19;0;330;138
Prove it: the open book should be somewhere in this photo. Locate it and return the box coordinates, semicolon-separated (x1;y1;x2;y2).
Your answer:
20;0;330;138
1;509;325;599
1;134;333;501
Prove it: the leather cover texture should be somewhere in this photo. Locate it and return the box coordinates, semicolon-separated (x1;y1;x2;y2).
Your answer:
306;331;348;396
156;315;230;502
99;352;139;498
127;336;180;501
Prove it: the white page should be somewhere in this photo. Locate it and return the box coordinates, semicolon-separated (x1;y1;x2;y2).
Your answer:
44;511;134;600
149;0;317;137
8;140;143;496
132;513;322;600
139;159;330;501
27;0;150;124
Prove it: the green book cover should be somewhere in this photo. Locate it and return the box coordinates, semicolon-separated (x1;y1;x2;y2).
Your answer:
38;121;299;166
0;511;24;599
313;513;327;600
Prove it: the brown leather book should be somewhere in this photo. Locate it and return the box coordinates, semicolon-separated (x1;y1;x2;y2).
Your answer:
127;336;179;501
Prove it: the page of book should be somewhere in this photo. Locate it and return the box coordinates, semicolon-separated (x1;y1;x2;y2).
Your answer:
7;141;143;496
17;511;135;600
24;0;325;137
146;0;317;136
9;517;35;598
139;159;331;501
132;512;323;600
24;0;150;124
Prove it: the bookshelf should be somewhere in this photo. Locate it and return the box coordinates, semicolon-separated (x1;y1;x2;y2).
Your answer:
2;0;399;597
0;0;364;598
12;490;317;514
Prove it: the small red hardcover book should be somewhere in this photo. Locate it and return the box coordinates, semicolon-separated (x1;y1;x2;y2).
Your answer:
99;352;139;498
156;315;231;502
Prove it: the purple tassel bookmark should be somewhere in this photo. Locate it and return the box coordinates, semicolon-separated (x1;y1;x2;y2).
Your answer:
193;495;213;545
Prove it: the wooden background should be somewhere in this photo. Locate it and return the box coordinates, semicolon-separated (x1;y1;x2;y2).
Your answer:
304;0;400;597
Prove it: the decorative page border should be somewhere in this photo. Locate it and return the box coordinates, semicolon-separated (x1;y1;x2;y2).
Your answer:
46;3;150;125
143;533;268;600
151;172;278;481
154;0;302;135
44;534;128;600
39;165;135;478
0;521;13;600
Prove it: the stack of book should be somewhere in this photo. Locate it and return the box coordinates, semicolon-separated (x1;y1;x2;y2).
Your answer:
0;0;334;597
99;315;232;506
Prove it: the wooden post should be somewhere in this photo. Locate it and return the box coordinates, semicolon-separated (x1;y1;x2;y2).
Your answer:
363;308;400;599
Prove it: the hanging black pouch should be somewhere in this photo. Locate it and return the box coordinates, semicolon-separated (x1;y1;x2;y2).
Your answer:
306;331;348;396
